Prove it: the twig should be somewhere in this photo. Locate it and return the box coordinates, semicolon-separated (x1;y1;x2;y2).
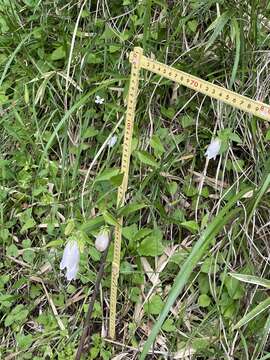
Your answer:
75;235;111;360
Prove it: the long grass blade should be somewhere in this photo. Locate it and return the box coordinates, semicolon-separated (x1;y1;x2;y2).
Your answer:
139;188;251;359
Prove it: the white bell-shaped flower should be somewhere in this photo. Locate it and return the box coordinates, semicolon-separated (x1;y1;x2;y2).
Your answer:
60;240;80;281
95;230;110;252
205;138;221;160
108;135;117;148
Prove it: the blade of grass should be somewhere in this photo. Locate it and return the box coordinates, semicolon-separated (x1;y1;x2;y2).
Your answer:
229;17;241;88
38;78;125;169
233;297;270;330
139;188;251;359
229;273;270;289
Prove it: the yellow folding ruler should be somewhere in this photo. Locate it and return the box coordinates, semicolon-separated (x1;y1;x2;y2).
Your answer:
109;46;270;338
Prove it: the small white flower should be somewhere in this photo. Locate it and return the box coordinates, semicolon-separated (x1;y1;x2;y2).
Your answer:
95;230;109;252
60;240;80;281
95;95;104;104
205;138;221;160
108;135;117;148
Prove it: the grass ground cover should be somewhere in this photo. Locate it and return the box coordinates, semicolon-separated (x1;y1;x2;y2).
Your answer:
0;1;270;359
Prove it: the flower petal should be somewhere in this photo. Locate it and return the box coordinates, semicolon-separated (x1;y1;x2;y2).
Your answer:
95;231;109;252
205;138;221;160
66;264;79;281
60;241;72;270
108;135;117;148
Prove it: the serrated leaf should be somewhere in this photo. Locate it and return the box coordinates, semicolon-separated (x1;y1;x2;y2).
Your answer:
205;12;230;50
133;228;152;242
136;151;159;168
180;220;199;233
150;135;165;157
103;210;118;226
118;202;147;216
144;295;164;315
82;127;99;138
95;168;120;182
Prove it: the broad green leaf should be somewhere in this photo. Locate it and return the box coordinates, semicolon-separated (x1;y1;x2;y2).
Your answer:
187;20;198;33
136;151;159;168
167;181;177;196
150;135;165;157
144;295;164;315
82;127;99;138
224;275;244;300
138;229;164;256
133;228;152;242
180;220;199;233
102;210;118;226
139;188;250;359
51;46;66;61
80;216;104;233
122;224;138;241
161;318;176;332
198;294;211;307
95;168;120;182
118;202;147;216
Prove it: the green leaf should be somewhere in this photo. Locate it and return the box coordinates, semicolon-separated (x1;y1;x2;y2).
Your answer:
118;202;147;216
229;17;241;88
181;115;194;128
161;318;176;332
198;273;210;294
233;297;270;330
205;12;230;50
167;181;177;196
136;151;159;168
187;20;198;33
224;275;244;300
122;224;138;241
265;129;270;141
133;228;152;242
144;295;164;315
110;173;124;186
45;239;64;248
180;220;199;233
82;127;99;138
198;294;211;307
102;210;118;226
229;273;270;289
150;135;165;157
6;244;18;258
15;333;33;350
138;229;164;256
5;305;29;327
139;188;250;359
95;168;120;182
21;218;36;233
50;46;66;61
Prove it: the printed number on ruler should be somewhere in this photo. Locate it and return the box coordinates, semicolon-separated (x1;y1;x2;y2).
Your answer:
137;55;270;122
